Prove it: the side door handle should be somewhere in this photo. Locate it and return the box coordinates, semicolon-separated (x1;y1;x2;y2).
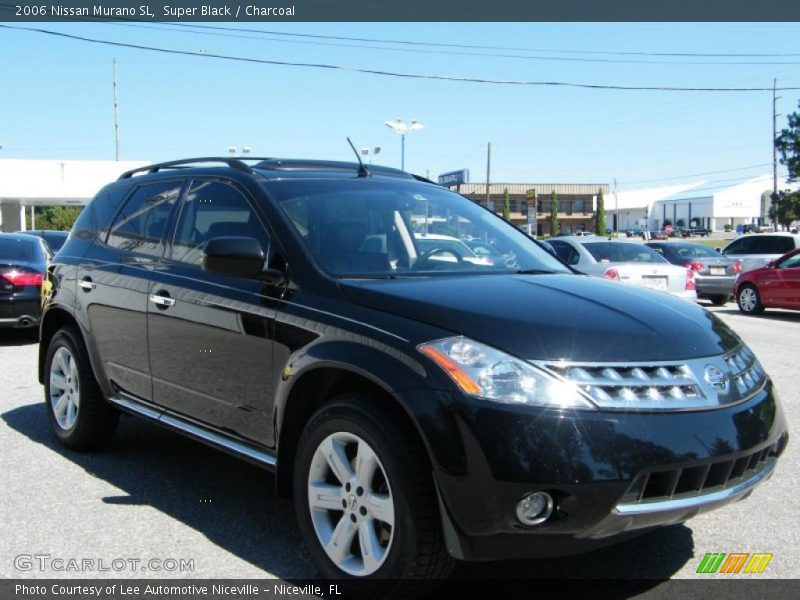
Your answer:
79;277;96;292
149;292;176;308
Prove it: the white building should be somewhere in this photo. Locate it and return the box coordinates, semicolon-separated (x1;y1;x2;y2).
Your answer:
607;174;800;232
0;159;149;232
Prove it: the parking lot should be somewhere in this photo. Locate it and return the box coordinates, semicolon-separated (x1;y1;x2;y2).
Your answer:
1;304;797;582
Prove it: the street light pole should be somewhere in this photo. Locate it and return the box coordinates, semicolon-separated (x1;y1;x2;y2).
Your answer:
384;118;424;170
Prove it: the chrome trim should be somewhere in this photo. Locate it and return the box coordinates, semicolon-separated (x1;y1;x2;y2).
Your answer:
149;294;176;307
107;395;277;469
78;280;96;291
159;414;276;468
614;460;775;516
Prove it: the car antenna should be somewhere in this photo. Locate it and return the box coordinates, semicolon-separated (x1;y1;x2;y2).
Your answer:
346;137;370;178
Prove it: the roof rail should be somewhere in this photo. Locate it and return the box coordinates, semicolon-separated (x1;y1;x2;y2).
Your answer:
117;157;265;179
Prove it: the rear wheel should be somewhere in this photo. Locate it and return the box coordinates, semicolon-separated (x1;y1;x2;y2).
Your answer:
44;326;119;449
737;285;764;315
709;295;729;306
293;393;453;598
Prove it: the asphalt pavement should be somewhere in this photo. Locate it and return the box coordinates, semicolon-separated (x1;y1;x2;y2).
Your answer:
1;303;797;582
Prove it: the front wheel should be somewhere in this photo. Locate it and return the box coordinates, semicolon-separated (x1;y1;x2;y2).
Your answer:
293;394;453;597
737;285;764;315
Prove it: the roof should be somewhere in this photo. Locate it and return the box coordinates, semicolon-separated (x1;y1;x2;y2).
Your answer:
659;174;799;203
458;183;609;196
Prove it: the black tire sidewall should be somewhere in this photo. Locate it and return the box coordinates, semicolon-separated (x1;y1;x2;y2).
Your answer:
44;328;98;445
293;399;421;584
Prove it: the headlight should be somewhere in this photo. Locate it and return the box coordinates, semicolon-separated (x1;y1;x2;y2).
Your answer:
418;337;595;409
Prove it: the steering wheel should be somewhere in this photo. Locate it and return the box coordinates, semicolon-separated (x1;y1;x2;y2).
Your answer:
412;247;464;270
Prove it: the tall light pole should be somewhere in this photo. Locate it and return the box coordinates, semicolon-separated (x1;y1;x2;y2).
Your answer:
360;146;381;164
384;118;423;170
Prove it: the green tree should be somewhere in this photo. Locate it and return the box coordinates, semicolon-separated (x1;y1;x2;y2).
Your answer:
663;218;673;227
549;190;559;236
33;206;83;231
595;188;606;235
776;100;800;181
769;190;800;229
502;187;511;222
676;218;686;228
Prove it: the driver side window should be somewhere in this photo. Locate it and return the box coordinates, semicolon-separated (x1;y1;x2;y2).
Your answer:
171;180;270;267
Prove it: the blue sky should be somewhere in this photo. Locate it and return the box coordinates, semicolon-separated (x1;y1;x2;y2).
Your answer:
1;22;799;190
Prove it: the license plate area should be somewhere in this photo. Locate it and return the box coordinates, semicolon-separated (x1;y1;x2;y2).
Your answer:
642;276;668;290
710;267;726;276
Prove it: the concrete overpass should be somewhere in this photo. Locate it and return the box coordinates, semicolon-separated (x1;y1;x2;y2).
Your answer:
0;159;149;232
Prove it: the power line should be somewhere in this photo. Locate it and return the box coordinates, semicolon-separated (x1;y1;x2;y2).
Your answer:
152;21;800;59
102;22;800;66
618;163;773;185
2;25;800;92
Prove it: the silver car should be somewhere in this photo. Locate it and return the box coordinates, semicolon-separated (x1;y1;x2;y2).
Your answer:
720;233;800;273
548;237;697;301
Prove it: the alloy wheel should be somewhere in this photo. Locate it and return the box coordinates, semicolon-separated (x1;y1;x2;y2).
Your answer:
739;287;758;312
50;346;80;430
307;432;395;576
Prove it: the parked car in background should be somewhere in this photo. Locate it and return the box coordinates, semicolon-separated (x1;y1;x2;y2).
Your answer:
548;237;697;301
734;248;800;315
646;241;741;306
647;231;669;240
15;230;69;254
720;233;800;273
0;232;49;329
679;228;711;238
414;233;494;267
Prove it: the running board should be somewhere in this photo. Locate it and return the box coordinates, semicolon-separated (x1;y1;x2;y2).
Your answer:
107;395;277;470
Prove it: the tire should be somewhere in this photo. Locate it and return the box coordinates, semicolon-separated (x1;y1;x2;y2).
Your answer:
709;295;729;306
293;393;454;598
44;326;119;450
736;285;764;315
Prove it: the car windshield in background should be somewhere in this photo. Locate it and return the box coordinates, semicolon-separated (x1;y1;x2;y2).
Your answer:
0;239;34;261
583;242;666;264
669;244;720;259
268;179;570;277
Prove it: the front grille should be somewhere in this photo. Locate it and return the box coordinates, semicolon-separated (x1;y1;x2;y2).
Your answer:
537;345;767;411
621;438;785;504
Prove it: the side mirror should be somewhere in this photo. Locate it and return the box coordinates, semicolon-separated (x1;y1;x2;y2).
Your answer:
766;260;776;269
203;237;283;283
715;247;722;254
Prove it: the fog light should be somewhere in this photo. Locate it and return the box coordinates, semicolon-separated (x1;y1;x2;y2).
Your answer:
516;491;554;526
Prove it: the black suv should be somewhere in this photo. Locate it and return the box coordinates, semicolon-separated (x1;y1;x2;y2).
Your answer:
40;158;787;593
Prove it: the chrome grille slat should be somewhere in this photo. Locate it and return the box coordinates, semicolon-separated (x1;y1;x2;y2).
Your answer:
536;345;766;411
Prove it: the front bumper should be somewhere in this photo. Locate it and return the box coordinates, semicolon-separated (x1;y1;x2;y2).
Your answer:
421;382;788;561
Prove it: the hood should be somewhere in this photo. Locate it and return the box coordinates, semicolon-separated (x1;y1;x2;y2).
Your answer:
339;274;741;362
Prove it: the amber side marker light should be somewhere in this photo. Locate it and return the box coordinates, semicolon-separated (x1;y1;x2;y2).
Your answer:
419;346;482;395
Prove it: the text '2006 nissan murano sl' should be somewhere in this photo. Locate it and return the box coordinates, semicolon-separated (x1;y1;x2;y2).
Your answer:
39;157;788;597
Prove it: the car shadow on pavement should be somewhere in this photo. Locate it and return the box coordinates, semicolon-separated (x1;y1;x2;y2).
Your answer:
0;329;39;347
3;402;694;587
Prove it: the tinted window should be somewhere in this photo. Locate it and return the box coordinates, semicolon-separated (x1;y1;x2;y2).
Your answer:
107;181;182;256
89;184;135;240
0;238;35;261
549;240;580;265
171;180;269;267
724;238;751;254
670;243;719;259
583;242;666;264
779;252;800;269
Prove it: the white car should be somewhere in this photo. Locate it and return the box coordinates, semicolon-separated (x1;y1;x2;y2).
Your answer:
413;233;493;267
547;237;697;301
720;233;800;273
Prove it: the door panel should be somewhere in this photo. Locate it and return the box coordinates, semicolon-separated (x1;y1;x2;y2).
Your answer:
146;178;280;445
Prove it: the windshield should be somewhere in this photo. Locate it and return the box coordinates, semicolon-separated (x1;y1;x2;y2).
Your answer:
583;242;666;264
268;179;570;277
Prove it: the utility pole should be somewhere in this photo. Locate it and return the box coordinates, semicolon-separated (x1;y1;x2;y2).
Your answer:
485;142;492;211
613;178;619;237
113;58;120;161
771;78;780;228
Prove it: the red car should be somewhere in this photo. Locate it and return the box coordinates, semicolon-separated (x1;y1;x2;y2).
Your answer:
735;247;800;315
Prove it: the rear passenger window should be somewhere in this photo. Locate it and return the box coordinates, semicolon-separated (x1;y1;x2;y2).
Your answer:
106;181;183;256
171;180;270;267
